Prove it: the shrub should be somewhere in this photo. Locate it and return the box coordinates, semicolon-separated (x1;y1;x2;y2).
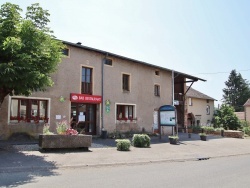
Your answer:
201;126;215;134
243;127;250;136
168;135;179;139
191;125;201;133
213;104;241;130
132;134;151;148
115;139;131;151
43;124;54;135
56;120;68;134
241;121;250;136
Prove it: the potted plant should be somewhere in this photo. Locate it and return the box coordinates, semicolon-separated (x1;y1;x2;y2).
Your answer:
168;135;179;144
199;133;207;141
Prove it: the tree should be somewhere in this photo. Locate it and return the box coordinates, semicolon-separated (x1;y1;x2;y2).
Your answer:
213;104;241;130
0;3;64;107
222;69;250;112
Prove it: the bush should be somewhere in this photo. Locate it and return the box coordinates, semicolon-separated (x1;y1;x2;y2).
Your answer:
43;124;54;135
191;125;201;133
213;104;241;130
115;139;131;151
241;121;250;136
201;126;215;134
132;134;151;148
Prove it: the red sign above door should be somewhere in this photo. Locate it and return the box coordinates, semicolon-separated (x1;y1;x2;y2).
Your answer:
70;93;102;104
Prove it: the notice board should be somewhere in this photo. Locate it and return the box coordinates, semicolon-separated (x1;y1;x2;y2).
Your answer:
159;105;176;126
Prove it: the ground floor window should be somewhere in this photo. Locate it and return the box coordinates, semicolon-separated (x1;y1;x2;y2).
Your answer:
116;104;136;121
10;98;48;123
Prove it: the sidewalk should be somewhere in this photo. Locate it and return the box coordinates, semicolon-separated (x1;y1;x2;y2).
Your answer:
1;133;250;172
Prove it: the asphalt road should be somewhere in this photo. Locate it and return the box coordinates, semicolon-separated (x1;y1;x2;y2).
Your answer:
1;154;250;188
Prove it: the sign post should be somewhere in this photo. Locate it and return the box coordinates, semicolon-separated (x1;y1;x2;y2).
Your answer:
158;105;177;139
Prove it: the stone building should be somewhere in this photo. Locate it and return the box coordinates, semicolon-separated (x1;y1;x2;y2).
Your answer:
0;41;205;140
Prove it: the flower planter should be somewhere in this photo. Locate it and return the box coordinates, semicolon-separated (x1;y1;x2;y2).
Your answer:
200;135;207;141
169;137;178;145
39;134;92;150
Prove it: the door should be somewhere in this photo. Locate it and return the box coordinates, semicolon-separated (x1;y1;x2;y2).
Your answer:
71;103;96;135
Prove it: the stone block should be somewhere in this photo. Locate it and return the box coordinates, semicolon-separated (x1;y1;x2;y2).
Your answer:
39;134;92;149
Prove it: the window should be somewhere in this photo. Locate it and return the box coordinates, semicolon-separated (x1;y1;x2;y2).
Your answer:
154;85;160;96
10;98;48;123
207;99;209;103
122;74;130;91
206;105;210;115
62;48;69;56
188;98;192;106
82;67;92;94
104;58;112;66
155;70;160;76
116;104;135;120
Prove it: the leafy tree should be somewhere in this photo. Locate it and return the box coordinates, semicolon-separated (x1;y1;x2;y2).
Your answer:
0;3;64;107
222;69;250;112
213;104;241;130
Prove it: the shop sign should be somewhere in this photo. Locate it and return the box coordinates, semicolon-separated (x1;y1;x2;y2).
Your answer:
70;93;102;103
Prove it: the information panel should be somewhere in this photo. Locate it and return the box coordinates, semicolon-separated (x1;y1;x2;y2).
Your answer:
160;111;176;126
159;105;176;126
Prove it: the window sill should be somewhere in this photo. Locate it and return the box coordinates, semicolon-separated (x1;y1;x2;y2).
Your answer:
123;90;130;93
116;120;137;124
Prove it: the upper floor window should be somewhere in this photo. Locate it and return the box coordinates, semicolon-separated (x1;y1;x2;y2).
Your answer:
82;67;92;94
154;85;160;96
62;48;69;56
10;98;48;123
189;98;193;106
207;99;209;103
206;105;210;115
155;70;160;76
104;58;113;66
122;74;130;91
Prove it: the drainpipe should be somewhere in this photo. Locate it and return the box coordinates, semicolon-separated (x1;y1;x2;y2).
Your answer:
172;70;175;135
172;70;174;105
101;53;108;132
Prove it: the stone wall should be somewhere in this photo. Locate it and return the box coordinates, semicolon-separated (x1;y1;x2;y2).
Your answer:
223;130;244;138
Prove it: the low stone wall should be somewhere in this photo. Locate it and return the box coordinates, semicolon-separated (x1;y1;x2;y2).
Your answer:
223;130;244;138
39;134;92;149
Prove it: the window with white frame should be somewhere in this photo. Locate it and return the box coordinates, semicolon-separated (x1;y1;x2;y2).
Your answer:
188;98;192;106
206;105;210;115
10;98;49;123
116;104;136;121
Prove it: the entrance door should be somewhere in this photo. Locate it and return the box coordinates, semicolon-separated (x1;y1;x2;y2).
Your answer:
71;103;96;135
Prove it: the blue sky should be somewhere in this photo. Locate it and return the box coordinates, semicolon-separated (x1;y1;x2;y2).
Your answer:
5;0;250;106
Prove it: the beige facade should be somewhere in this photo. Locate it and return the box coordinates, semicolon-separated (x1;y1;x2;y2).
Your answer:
185;88;215;126
244;99;250;122
0;41;205;140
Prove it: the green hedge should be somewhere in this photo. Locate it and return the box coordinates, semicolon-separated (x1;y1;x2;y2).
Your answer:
132;134;150;148
115;139;131;151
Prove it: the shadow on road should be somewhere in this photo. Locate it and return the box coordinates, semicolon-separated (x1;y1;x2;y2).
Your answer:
0;145;58;187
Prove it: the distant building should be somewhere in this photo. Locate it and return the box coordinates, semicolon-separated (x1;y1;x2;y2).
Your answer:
185;87;216;127
234;112;245;121
244;99;250;122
